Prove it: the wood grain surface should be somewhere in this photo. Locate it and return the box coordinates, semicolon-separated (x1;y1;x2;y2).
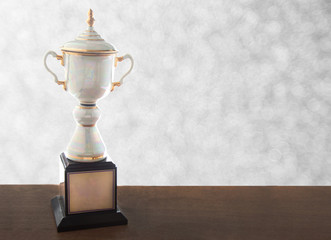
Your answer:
0;185;331;239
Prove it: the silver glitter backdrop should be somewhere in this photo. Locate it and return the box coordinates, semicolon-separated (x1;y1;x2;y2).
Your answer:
0;0;330;185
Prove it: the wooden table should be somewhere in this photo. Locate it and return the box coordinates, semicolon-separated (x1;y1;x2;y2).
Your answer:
0;185;331;239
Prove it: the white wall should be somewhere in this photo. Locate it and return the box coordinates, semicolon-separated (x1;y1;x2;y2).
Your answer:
0;0;330;185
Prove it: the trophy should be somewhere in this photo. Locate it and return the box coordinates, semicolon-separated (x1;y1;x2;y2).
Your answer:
44;10;134;232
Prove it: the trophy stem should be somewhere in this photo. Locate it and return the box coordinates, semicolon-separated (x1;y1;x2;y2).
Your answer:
66;104;107;162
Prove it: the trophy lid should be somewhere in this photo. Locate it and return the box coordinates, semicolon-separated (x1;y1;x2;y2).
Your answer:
61;9;117;55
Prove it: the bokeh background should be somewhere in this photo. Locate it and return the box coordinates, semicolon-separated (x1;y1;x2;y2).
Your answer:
0;0;330;185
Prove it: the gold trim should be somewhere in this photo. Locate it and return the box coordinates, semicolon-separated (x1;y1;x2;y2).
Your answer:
56;54;64;66
67;154;105;161
62;51;115;56
111;82;121;92
79;124;96;127
114;56;124;67
57;81;67;90
78;105;97;109
80;101;97;104
79;34;101;37
76;38;104;41
61;48;117;53
86;9;95;27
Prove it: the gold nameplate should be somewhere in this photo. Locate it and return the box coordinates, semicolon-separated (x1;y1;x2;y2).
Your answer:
67;169;115;214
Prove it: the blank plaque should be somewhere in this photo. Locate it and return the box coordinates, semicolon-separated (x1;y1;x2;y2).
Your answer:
67;169;115;214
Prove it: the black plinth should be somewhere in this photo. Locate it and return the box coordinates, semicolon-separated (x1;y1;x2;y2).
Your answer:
51;196;127;232
51;153;128;232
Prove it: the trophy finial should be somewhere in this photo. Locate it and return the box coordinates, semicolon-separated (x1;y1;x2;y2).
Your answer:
86;9;95;27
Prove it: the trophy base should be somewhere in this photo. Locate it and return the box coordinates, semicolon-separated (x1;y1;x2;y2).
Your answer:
51;196;128;232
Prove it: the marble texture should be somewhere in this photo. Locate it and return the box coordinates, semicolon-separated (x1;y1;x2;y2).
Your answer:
0;0;330;185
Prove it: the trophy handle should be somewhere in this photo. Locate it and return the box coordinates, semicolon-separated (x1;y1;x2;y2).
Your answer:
44;51;66;90
111;54;134;92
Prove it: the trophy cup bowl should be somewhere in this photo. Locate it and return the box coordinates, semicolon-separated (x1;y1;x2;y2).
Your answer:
44;10;133;231
65;54;113;103
44;9;133;162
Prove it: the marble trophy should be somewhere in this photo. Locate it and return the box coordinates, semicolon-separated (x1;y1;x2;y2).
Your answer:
44;10;134;231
